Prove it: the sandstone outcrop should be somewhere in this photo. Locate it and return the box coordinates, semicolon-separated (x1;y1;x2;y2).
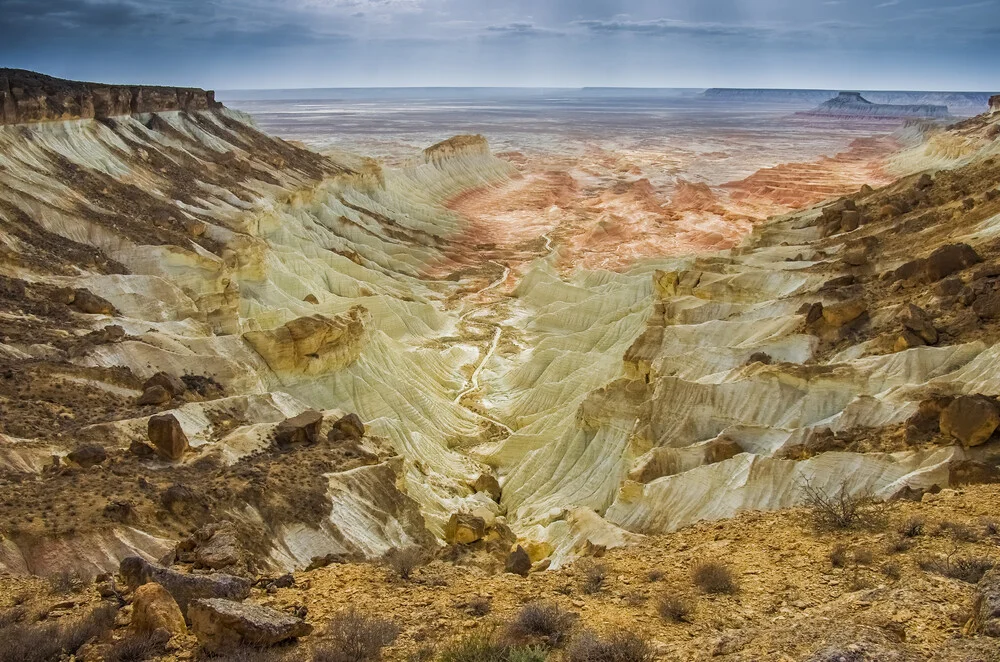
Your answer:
968;569;1000;636
0;68;221;125
444;513;488;545
243;308;369;377
804;92;950;119
176;522;246;572
131;582;187;636
273;410;324;448
991;95;1000;115
189;598;312;653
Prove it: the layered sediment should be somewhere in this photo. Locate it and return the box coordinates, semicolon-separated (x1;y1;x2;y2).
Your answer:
0;68;221;125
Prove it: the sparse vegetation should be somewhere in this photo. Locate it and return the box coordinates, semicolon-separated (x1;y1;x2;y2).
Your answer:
829;543;849;568
881;561;902;580
852;547;875;565
438;629;547;662
657;594;695;623
692;561;739;594
0;602;117;662
465;597;492;617
646;569;664;583
506;602;575;646
900;517;925;538
566;631;655;662
886;536;913;554
581;562;607;595
381;547;427;581
938;521;980;543
47;569;88;595
104;630;170;662
314;609;400;662
802;481;884;530
919;554;994;584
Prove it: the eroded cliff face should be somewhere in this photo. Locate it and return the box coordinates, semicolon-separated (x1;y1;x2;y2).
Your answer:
0;68;221;125
2;70;1000;586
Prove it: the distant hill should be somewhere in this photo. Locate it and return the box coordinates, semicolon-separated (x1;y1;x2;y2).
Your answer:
800;91;950;119
702;88;992;115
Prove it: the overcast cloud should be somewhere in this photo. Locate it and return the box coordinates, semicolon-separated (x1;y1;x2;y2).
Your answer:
0;0;997;89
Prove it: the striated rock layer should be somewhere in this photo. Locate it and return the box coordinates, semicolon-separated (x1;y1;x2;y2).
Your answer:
0;68;221;125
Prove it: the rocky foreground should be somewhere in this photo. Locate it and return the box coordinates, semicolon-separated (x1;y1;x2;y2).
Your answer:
1;71;1000;660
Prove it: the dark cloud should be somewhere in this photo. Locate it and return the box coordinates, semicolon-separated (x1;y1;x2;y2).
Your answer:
484;22;565;38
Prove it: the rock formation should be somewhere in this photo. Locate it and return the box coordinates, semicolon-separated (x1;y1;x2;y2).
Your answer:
803;91;950;119
0;68;221;125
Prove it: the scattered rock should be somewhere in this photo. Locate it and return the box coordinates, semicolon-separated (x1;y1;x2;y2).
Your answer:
71;288;116;315
940;395;1000;447
147;413;190;461
915;173;934;190
131;582;187;636
66;444;107;468
470;473;502;501
138;385;173;406
900;304;938;344
177;522;245;572
505;546;532;577
328;412;364;442
143;372;187;397
119;556;252;618
804;302;824;324
274;409;323;447
188;598;312;653
747;352;772;365
445;513;487;545
973;291;1000;319
926;243;981;282
821;300;866;327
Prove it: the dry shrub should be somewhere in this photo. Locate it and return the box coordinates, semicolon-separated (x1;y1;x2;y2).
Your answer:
314;609;400;662
900;517;925;538
506;602;575;646
983;519;999;537
197;647;292;662
881;562;902;580
886;536;913;554
646;569;664;583
104;630;170;662
657;594;694;623
852;547;876;566
581;563;607;595
829;543;849;568
438;629;545;662
692;562;738;595
0;602;117;662
919;554;994;584
802;482;884;530
465;597;492;617
566;631;655;662
938;521;980;543
48;569;89;595
381;547;426;581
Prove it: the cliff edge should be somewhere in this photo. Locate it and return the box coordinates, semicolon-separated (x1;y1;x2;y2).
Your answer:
0;68;222;125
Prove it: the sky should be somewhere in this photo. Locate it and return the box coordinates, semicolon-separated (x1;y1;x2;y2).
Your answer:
1;0;999;90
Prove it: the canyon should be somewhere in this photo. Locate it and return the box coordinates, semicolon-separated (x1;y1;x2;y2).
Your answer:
1;71;1000;661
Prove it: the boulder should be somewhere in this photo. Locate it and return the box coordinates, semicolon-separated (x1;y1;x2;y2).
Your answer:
914;173;933;190
143;372;187;397
840;210;860;232
189;598;312;653
900;304;938;344
328;413;365;442
138;385;173;406
71;289;116;315
131;582;187;636
444;513;487;545
66;444;107;468
804;302;824;324
470;473;502;501
147;414;190;461
925;243;981;282
505;546;532;577
274;410;323;447
821;300;866;327
973;291;1000;320
940;395;1000;447
967;569;1000;636
177;522;245;571
303;294;319;305
119;556;252;619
